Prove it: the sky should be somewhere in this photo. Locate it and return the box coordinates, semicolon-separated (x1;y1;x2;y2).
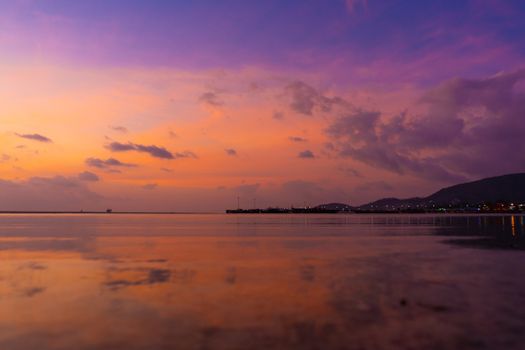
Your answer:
1;0;525;211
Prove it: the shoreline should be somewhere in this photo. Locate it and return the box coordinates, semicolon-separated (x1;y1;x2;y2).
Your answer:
0;211;524;215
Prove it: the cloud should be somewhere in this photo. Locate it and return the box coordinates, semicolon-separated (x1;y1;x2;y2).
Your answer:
326;70;525;182
285;81;346;116
289;136;307;142
160;167;173;172
225;148;237;156
77;171;100;182
109;125;128;133
286;81;317;115
105;142;135;152
326;110;466;182
106;142;174;159
141;183;158;190
298;150;315;158
1;154;10;162
199;91;223;106
133;144;174;159
85;157;137;169
0;175;102;211
15;133;52;143
28;176;79;188
173;151;198;159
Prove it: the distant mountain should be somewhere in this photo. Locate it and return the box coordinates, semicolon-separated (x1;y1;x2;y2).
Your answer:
358;173;525;210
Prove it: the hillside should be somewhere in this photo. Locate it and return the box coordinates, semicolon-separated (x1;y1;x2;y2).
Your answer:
359;173;525;210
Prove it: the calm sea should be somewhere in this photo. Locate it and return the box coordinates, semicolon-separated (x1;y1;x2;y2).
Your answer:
1;213;524;350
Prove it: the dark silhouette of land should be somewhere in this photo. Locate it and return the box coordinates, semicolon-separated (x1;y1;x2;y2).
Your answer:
357;173;525;212
226;202;352;214
228;173;525;213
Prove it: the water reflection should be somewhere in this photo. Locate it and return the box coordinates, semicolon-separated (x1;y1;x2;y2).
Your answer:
436;215;525;250
1;214;525;349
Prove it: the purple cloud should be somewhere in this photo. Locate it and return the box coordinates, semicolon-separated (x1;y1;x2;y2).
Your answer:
106;142;174;159
285;81;346;116
326;69;525;182
225;148;237;156
133;144;174;159
29;176;79;188
298;150;315;159
106;142;136;152
173;151;198;159
78;171;100;182
85;157;136;169
286;81;320;116
199;92;223;106
0;176;102;211
15;133;52;143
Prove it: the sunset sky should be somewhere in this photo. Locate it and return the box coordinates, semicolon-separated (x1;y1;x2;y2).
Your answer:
1;0;525;211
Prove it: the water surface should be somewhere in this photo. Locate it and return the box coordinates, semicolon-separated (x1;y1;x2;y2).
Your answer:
1;214;524;349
